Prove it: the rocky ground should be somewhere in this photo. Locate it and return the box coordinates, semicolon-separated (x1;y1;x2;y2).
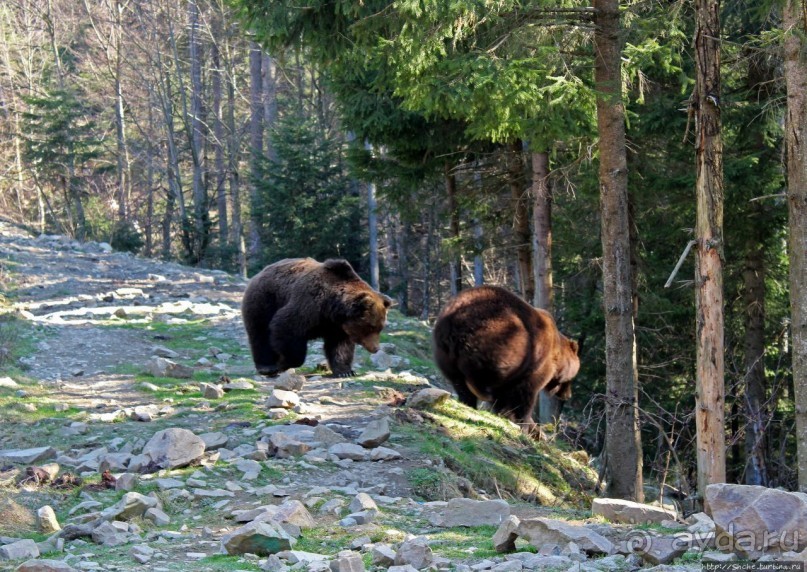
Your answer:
0;219;800;572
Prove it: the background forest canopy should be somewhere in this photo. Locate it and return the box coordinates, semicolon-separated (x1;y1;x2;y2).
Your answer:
0;0;800;497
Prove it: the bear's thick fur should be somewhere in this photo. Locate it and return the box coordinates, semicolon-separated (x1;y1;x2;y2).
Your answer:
242;258;392;378
433;285;579;436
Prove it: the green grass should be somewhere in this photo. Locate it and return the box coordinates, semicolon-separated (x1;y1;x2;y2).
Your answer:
395;398;597;507
429;525;500;560
197;554;263;571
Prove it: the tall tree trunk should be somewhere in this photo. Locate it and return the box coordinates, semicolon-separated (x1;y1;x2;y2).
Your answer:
594;0;643;501
694;0;726;496
113;0;130;222
263;53;278;163
225;44;246;278
248;42;264;262
532;151;561;424
366;142;380;290
189;0;208;263
784;0;807;491
211;29;228;248
509;141;534;301
473;220;484;286
445;162;462;296
397;219;410;314
743;238;768;485
422;209;433;320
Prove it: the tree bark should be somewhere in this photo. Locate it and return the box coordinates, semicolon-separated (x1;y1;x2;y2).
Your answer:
694;0;726;496
211;20;228;248
509;141;534;301
225;40;246;278
263;53;278;163
532;151;561;424
594;0;643;501
189;0;208;263
248;42;264;262
366;142;380;290
784;0;807;491
445;162;462;296
743;238;768;485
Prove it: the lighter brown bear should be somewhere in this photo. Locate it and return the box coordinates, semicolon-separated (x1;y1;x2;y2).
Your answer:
432;285;579;436
242;258;392;378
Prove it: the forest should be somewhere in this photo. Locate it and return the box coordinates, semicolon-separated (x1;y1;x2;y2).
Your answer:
0;0;805;505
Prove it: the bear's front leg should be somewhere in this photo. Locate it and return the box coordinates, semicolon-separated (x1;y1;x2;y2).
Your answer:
324;335;356;378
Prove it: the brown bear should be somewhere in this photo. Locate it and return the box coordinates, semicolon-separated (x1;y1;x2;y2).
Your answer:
432;285;579;436
242;258;392;378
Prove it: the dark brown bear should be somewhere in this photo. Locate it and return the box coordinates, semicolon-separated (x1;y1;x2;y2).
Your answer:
242;258;392;378
433;285;579;436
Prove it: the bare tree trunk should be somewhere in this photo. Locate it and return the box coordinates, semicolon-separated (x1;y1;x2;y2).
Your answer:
784;0;807;491
248;42;264;262
422;209;433;320
743;239;768;485
211;27;228;247
263;53;278;163
113;0;130;222
694;0;726;496
532;151;561;424
226;50;246;278
188;0;208;263
397;219;410;314
366;142;380;290
473;220;484;286
594;0;643;501
509;141;534;302
445;162;462;296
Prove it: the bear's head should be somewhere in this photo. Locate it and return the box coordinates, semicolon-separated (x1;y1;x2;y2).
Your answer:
344;291;393;353
547;338;579;400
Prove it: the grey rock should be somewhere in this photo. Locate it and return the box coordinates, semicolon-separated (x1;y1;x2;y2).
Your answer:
220;520;296;556
274;371;305;391
14;559;77;572
115;473;138;492
101;492;159;521
152;346;179;359
395;537;434;569
319;499;346;516
494;515;521;552
357;417;390;449
0;539;39;561
37;506;61;534
329;443;369;461
91;521;130;546
388;566;419;572
145;357;193;379
0;377;19;389
349;493;378;514
131;544;156;564
369;446;401;461
145;508;171;526
592;498;677;525
706;483;807;558
200;383;225;399
330;550;365;572
142;428;206;469
372;544;397;566
0;446;56;465
432;498;511;528
313;425;348;446
407;388;451;409
517;518;613;555
266;389;300;409
268;433;311;458
634;536;688;565
155;478;184;490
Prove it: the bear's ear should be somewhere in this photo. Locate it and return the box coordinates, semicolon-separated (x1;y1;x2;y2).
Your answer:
569;340;579;355
382;294;393;309
323;259;357;279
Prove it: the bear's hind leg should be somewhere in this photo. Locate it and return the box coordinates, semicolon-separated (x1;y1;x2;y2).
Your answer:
324;335;356;378
491;379;541;438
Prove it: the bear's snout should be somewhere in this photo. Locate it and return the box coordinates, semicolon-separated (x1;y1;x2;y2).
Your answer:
361;338;381;353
